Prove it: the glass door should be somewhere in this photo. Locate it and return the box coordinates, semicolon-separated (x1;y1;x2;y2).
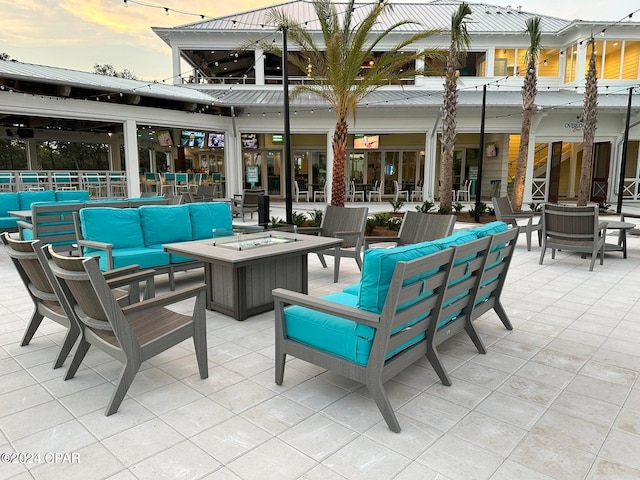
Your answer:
265;150;282;196
242;151;262;189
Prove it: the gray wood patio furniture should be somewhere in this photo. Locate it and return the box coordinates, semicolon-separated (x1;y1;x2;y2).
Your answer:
539;203;607;271
1;232;153;369
232;188;265;221
299;205;368;282
45;245;208;415
274;247;456;432
492;196;542;251
363;211;456;250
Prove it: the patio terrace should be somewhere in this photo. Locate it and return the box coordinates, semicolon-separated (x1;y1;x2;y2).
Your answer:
0;201;639;480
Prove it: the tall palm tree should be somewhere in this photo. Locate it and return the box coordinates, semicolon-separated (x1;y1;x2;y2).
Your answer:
439;2;472;212
267;0;439;206
577;37;598;206
511;17;542;212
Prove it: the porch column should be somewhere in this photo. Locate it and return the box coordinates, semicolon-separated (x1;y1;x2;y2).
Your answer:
25;138;38;170
415;55;425;86
424;131;435;201
172;46;182;85
122;119;141;197
255;49;265;86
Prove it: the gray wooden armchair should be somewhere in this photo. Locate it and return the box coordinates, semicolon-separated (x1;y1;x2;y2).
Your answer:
1;232;153;369
539;203;607;271
232;188;265;221
45;245;208;416
492;196;541;251
364;211;455;250
299;205;368;282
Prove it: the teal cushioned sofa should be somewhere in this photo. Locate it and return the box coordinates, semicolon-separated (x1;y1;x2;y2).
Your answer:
274;221;520;432
0;190;90;231
77;202;233;289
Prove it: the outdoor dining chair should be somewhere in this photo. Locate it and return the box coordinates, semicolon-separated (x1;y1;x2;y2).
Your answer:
363;211;456;250
492;196;542;251
45;244;207;415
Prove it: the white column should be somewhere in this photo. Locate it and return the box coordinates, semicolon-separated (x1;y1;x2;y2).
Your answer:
255;49;265;86
326;130;334;204
486;47;496;77
172;46;182;85
25;138;38;170
415;55;425;86
122;119;140;197
424;131;435;201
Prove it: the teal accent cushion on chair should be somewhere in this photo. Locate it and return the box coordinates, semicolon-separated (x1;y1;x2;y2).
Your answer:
92;247;170;271
18;190;55;210
358;241;441;314
139;205;192;246
187;202;233;240
468;221;508;239
80;208;144;252
55;190;89;202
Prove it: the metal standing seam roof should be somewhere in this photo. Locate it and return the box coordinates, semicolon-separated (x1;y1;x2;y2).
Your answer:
0;59;215;104
207;88;635;110
153;0;573;44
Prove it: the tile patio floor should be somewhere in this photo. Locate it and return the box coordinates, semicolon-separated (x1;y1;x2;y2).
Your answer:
1;201;639;480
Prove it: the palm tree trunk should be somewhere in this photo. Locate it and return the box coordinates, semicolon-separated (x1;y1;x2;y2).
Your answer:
577;42;598;206
331;116;348;206
440;53;457;212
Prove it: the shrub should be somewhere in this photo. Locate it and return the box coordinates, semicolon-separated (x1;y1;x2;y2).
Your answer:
307;209;323;227
373;212;391;226
468;202;488;217
365;217;377;234
415;200;435;213
270;216;286;228
388;216;403;231
291;211;307;226
453;202;464;213
389;199;404;213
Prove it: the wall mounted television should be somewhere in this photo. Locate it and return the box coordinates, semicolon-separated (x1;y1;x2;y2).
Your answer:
156;130;173;146
354;134;379;149
241;133;259;149
180;130;206;148
208;132;225;148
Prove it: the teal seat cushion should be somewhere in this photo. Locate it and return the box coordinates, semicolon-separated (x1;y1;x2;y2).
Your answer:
284;292;376;366
358;241;441;314
285;291;427;366
55;190;89;202
87;247;170;271
0;193;19;215
18;190;55;210
0;217;18;229
431;229;479;251
187;202;234;240
80;208;144;251
145;244;195;264
342;283;360;296
139;205;192;246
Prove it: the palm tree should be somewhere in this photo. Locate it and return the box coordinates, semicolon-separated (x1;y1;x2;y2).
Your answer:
577;37;598;206
511;17;542;212
439;2;472;212
267;0;439;206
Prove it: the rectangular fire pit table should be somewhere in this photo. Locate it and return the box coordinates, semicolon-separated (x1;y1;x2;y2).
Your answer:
164;231;343;320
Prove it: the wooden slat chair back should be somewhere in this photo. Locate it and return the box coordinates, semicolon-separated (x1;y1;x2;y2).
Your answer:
233;188;265;221
45;245;208;415
539;203;606;271
492;196;542;251
471;227;520;330
303;205;368;282
274;247;456;432
1;233;77;369
364;211;456;250
427;236;492;386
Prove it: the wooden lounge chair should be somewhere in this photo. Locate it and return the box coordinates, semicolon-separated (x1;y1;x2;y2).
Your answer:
45;245;208;415
492;196;541;251
364;211;456;250
539;203;607;271
1;233;153;369
299;205;368;282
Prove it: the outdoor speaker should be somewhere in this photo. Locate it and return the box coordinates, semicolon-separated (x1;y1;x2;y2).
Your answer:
17;128;34;138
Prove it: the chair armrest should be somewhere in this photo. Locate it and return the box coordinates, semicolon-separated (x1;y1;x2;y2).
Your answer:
77;238;113;251
16;220;33;230
121;283;206;314
297;226;321;234
598;221;608;232
333;230;363;237
103;265;140;279
105;269;156;289
363;236;399;250
273;288;380;327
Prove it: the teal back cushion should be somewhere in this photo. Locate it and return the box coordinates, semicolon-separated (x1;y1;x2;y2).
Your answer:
18;190;55;210
80;207;144;250
188;202;233;239
139;205;192;245
0;193;20;215
468;221;508;239
55;190;89;202
358;241;441;314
